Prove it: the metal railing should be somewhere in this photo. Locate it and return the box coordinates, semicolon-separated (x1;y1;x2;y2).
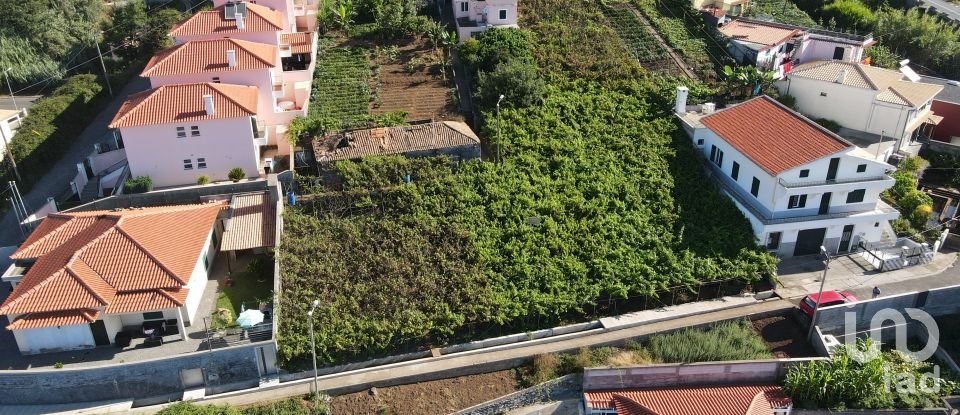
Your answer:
777;174;891;188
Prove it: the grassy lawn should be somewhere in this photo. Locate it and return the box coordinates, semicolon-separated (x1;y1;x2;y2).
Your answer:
213;256;275;329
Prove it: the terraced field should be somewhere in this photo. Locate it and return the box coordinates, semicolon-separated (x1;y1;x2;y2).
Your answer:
371;40;462;122
602;3;684;76
309;47;372;126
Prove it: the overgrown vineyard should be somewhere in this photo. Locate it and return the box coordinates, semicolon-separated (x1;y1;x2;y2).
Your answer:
632;0;731;82
279;0;776;367
601;4;679;75
308;47;371;126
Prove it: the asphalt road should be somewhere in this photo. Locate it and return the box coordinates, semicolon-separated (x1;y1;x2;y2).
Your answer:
0;96;42;112
922;0;960;22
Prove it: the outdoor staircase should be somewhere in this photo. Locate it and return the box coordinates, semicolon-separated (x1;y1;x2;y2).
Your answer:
79;175;101;202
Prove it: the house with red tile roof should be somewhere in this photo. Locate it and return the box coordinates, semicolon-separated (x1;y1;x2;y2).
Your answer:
584;384;792;415
780;60;943;152
0;203;224;354
108;83;264;188
676;92;899;258
211;0;321;34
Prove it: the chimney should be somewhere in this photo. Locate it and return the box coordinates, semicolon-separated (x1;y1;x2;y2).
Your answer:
236;14;245;30
203;94;215;116
702;103;716;114
675;86;689;114
836;69;848;84
226;49;237;67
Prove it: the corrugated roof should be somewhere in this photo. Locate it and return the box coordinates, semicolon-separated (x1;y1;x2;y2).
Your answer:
221;193;276;251
700;96;850;175
585;384;792;415
790;61;943;107
169;3;284;38
7;310;100;330
142;38;277;77
109;83;258;128
281;32;313;54
2;203;225;328
719;19;801;48
312;121;480;162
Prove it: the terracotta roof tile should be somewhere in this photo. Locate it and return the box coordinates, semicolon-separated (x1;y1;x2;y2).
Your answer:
1;203;225;326
312;121;481;162
7;310;100;330
700;96;850;175
719;19;801;48
221;193;276;251
169;3;284;38
585;384;792;415
109;83;258;128
281;32;313;54
142;38;277;77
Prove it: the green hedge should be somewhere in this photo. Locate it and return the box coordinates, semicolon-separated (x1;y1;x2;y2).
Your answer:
2;74;107;190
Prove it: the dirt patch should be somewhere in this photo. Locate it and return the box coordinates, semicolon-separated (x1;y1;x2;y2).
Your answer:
752;314;817;358
370;39;462;123
329;370;520;415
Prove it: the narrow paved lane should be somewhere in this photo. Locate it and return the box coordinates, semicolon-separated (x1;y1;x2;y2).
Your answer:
921;0;960;22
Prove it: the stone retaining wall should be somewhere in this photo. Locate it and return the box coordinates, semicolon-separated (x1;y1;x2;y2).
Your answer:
448;374;582;415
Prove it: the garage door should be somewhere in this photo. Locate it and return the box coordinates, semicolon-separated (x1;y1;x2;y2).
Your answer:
794;228;827;256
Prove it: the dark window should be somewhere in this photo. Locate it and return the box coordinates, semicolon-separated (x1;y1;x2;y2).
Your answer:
820;92;828;97
190;126;200;137
212;77;221;83
197;158;207;169
799;169;809;178
833;46;845;60
788;194;808;209
767;232;782;250
751;177;760;197
710;145;717;162
499;9;507;19
143;311;164;320
857;164;867;173
696;138;704;146
176;126;186;138
731;161;740;180
847;189;866;203
183;159;193;170
715;149;724;168
460;2;468;12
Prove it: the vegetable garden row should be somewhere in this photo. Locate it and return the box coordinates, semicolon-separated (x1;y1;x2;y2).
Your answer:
601;4;682;76
308;47;372;127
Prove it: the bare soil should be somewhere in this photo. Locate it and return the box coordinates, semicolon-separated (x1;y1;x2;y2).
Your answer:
329;370;520;415
752;313;817;358
370;38;463;123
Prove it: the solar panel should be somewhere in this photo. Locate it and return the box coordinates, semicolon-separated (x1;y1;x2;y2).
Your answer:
900;65;921;83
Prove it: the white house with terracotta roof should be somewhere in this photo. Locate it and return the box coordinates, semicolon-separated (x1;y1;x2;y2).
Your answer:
108;83;263;188
453;0;519;42
0;203;223;354
781;61;944;151
584;384;792;415
142;38;311;135
677;92;899;257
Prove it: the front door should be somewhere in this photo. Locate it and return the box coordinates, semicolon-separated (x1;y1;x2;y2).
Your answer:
90;320;110;346
826;158;840;181
795;228;827;256
838;225;855;252
819;192;831;215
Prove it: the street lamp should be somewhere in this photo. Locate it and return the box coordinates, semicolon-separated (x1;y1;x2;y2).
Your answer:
496;94;505;163
806;246;831;341
307;299;320;405
1;68;22;183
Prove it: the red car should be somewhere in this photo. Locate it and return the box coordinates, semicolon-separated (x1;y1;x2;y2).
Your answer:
799;290;858;318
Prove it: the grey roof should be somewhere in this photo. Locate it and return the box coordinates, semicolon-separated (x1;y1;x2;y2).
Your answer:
919;76;960;104
312;121;481;162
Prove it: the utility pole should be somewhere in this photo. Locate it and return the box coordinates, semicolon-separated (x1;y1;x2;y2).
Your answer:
307;299;320;407
93;33;114;97
874;130;885;160
806;246;831;341
2;68;22;183
496;94;505;163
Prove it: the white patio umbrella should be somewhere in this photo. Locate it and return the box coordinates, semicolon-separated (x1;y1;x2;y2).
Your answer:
236;309;265;328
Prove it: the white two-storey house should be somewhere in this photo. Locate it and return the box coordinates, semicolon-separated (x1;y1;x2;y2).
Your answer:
678;93;899;257
453;0;519;42
780;61;943;152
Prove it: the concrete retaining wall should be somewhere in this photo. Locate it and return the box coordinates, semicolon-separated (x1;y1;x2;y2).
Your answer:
0;342;275;405
68;179;271;212
582;359;820;391
815;285;960;334
794;410;948;415
449;374;581;415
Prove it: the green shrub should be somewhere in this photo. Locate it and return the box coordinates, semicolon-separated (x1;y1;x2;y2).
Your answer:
197;175;210;185
821;0;876;31
228;167;246;182
477;59;546;108
646;320;771;363
123;176;153;194
2;74;105;190
813;118;842;133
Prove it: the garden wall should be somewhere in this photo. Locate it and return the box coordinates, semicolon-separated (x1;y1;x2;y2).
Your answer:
449;374;582;415
0;341;276;405
67;178;273;212
815;284;960;335
581;359;820;390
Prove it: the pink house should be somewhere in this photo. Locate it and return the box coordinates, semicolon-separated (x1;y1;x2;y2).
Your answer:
108;83;263;188
211;0;320;33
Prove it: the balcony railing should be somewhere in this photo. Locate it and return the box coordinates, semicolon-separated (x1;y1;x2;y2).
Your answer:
778;175;892;189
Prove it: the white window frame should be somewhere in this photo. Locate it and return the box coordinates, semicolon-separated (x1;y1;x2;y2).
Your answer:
460;1;468;12
197;157;207;169
183;159;193;170
190;125;200;137
176;126;186;138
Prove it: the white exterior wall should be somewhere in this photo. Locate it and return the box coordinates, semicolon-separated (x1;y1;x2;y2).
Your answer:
12;325;95;354
174;31;280;46
102;314;124;345
454;0;518;41
795;38;864;64
698;129;777;209
120;117;261;188
117;309;180;328
183;227;217;325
